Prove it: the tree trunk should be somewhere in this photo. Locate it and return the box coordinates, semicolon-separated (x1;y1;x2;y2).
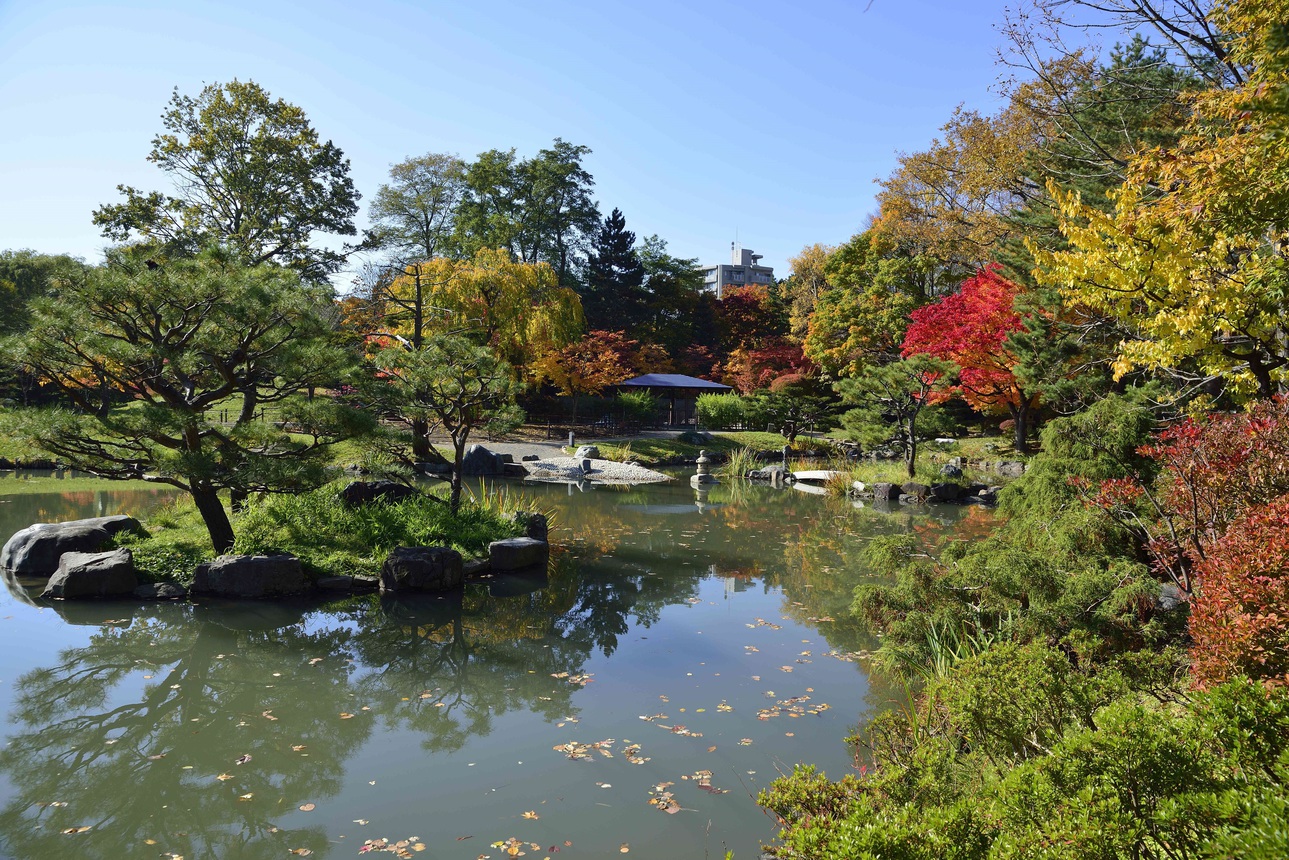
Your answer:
191;484;235;554
411;417;433;461
905;419;918;479
450;442;465;513
1012;402;1031;455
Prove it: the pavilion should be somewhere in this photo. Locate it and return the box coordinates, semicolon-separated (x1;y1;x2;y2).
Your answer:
614;373;733;427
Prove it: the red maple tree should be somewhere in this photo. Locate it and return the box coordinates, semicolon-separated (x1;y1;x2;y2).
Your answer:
901;266;1039;452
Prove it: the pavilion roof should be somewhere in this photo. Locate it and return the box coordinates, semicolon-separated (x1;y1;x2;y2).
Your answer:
616;374;732;391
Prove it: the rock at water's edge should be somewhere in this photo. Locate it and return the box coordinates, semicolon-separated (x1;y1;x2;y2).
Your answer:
489;537;549;571
2;515;142;578
340;480;420;508
192;554;310;599
42;548;137;599
380;546;464;593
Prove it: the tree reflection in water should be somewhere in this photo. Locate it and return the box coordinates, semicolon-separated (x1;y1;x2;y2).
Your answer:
0;543;710;857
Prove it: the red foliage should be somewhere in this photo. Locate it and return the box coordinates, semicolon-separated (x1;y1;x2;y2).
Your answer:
900;266;1033;415
1190;494;1289;690
536;330;642;396
724;337;814;393
715;285;777;353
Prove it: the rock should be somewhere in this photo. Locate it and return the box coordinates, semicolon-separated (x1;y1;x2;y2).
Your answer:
417;461;452;477
192;554;310;599
507;511;549;543
340;480;419;508
503;462;528;478
748;464;789;480
462;444;502;476
41;548;137;599
489;537;549;571
901;482;930;499
1;515;143;578
678;430;711;445
135;581;188;600
930;482;964;502
851;480;867;494
316;574;380;593
996;460;1026;478
939;464;964;479
521;454;541;462
871;482;900;502
379;546;464;593
463;558;491;577
1157;582;1187;612
934;437;957;445
573;445;601;460
966;483;988;495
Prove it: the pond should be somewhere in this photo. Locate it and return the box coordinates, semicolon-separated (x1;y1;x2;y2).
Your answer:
0;475;986;859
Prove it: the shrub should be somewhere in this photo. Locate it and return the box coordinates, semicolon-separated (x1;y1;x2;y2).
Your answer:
1190;494;1289;689
615;390;659;424
696;392;746;430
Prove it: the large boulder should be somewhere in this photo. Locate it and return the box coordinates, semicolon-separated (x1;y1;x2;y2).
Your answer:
573;445;601;460
939;463;964;479
1;515;143;577
871;482;900;502
996;460;1026;478
930;482;964;502
340;480;420;508
380;547;463;593
507;511;549;543
462;444;502;476
489;537;549;571
901;482;930;499
191;554;310;599
41;548;137;599
748;464;790;481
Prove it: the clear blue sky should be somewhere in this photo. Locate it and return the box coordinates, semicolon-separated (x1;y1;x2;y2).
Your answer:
0;0;1014;282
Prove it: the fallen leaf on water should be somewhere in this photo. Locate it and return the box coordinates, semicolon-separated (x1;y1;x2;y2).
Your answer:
707;746;717;752
289;850;312;856
238;793;253;801
521;811;539;820
309;657;323;665
147;753;166;760
262;710;278;721
299;803;315;811
738;738;753;746
234;754;251;765
339;712;355;719
216;773;233;781
292;745;306;752
620;844;630;853
61;826;92;834
354;819;370;825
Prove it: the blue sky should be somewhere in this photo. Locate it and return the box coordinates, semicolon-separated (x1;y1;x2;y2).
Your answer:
0;0;1014;283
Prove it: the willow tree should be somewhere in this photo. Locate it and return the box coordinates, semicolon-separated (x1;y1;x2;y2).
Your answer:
3;246;368;552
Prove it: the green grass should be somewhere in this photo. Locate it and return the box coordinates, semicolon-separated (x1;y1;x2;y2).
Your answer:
0;473;163;495
587;431;830;466
108;482;525;584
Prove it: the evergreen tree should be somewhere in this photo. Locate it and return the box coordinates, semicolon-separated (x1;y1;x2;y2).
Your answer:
582;208;646;332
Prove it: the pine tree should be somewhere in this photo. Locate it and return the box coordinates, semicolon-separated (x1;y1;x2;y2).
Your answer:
582;208;646;332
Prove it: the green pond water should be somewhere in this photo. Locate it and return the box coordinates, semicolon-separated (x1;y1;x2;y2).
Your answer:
0;476;981;859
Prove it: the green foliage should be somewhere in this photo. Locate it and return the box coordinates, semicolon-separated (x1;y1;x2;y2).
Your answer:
837;355;956;478
92;80;359;282
232;484;520;577
615;389;659;424
697;392;747;430
3;245;371;552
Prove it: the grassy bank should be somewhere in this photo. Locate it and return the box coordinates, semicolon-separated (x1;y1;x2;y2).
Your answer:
589;431;832;466
112;483;524;584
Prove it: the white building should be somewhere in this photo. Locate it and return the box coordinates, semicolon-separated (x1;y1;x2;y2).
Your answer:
700;244;775;299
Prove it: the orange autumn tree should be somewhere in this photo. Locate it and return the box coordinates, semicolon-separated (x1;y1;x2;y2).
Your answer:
901;266;1042;453
532;330;642;421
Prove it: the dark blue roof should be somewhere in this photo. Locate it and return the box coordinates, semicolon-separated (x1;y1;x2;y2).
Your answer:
617;374;732;390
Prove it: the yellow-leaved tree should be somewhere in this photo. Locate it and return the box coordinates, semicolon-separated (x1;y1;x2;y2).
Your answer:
1035;0;1289;399
384;248;584;383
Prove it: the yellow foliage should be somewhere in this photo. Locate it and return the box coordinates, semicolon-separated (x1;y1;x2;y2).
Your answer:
386;248;583;381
